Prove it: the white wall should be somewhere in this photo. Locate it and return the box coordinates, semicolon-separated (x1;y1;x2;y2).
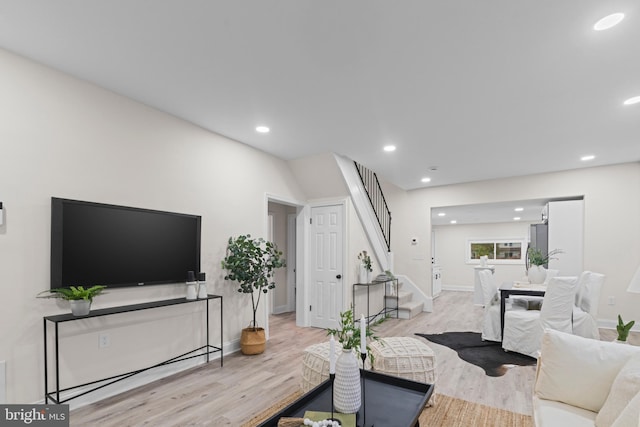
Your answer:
434;221;536;290
387;163;640;325
0;49;307;404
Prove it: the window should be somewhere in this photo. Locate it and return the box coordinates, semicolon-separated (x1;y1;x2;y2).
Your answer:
467;239;525;264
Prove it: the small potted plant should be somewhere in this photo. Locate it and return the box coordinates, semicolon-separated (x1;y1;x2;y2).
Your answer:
616;315;635;343
526;248;562;284
221;234;285;355
38;285;107;316
358;250;373;283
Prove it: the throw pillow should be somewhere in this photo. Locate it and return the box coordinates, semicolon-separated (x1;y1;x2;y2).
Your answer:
595;354;640;427
535;330;640;413
611;389;640;427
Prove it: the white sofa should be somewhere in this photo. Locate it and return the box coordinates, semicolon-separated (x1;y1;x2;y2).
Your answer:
534;330;640;427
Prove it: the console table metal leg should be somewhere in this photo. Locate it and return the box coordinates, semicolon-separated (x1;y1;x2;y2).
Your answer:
206;298;210;363
55;322;60;404
220;297;223;367
43;319;48;403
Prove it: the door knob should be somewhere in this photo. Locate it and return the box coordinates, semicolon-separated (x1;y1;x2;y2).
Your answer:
336;274;342;279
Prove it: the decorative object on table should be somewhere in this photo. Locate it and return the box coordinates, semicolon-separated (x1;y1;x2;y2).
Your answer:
480;255;488;267
37;285;107;316
326;307;377;414
186;270;198;300
615;315;635;343
359;314;368;426
526;248;562;284
221;234;286;355
357;250;372;283
197;272;208;299
303;412;355;426
327;335;341;425
334;342;361;414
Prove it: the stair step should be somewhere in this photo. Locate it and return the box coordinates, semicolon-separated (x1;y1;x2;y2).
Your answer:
398;300;424;319
385;291;413;307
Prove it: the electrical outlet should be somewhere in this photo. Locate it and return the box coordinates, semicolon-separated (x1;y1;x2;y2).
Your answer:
99;334;110;348
608;296;616;306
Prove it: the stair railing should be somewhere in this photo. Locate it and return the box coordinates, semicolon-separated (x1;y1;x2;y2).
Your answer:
354;161;392;251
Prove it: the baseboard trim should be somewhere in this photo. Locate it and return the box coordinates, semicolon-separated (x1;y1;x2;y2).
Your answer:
442;284;473;292
598;318;640;333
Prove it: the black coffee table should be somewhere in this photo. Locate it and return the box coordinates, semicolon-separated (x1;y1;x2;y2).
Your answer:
257;370;434;427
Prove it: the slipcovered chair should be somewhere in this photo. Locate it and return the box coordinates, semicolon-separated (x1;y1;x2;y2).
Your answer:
572;271;605;340
502;276;577;358
479;269;525;342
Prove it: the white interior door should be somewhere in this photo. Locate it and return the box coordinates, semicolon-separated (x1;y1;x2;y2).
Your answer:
309;205;343;329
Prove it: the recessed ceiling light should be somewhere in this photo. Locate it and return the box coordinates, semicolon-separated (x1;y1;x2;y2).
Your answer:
581;155;596;161
623;95;640;105
594;13;624;31
383;145;396;152
421;177;431;183
514;207;524;212
450;220;457;224
256;126;270;133
438;212;446;217
513;217;521;221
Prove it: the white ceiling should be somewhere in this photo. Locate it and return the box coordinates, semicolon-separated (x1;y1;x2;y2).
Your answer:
0;1;639;191
431;199;549;226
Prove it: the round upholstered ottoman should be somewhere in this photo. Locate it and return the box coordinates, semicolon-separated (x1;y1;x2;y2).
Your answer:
369;337;436;403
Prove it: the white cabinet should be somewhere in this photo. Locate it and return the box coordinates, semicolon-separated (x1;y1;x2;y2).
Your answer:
473;265;495;305
547;200;584;276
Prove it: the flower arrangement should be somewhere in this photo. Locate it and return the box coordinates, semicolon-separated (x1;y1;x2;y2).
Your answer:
526;248;563;268
327;305;377;360
358;250;372;272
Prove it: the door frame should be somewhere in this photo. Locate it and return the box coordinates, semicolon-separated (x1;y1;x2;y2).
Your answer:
263;193;306;340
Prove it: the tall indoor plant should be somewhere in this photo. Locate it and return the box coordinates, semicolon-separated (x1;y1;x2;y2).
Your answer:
221;234;285;355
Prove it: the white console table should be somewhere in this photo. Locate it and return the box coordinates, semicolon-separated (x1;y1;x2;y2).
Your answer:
43;295;223;404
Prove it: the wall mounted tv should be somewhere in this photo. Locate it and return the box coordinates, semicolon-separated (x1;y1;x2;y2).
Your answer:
51;197;201;289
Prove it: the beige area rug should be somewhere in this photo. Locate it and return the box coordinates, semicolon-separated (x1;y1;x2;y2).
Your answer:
241;391;533;427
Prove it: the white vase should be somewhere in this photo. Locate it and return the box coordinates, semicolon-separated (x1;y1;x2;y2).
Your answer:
528;265;546;284
70;300;91;316
186;282;198;300
334;348;361;414
197;281;208;299
359;266;370;284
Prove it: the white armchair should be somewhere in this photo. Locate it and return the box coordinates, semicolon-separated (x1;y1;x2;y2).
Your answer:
502;276;577;357
572;271;605;340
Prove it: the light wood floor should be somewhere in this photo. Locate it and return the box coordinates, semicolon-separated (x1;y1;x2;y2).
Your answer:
70;291;638;426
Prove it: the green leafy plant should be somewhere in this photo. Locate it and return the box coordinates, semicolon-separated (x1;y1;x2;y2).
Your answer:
327;305;378;361
526;248;563;267
38;285;106;301
616;315;635;342
358;250;372;272
221;234;286;330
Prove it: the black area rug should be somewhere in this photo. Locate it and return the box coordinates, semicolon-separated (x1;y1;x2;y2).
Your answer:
415;332;536;377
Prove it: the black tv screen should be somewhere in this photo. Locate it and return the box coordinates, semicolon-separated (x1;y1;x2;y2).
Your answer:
51;198;201;289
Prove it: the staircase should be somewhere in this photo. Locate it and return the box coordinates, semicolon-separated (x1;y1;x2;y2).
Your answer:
385;280;424;319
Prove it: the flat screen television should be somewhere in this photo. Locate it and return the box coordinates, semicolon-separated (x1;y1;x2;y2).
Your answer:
51;197;201;289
